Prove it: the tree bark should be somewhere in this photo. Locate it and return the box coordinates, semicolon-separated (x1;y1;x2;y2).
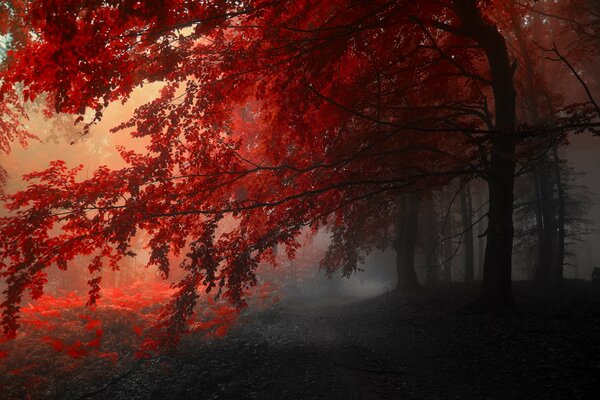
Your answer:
551;144;565;286
442;229;453;283
460;179;475;284
532;169;545;280
533;163;559;284
454;1;517;310
440;186;454;284
395;193;421;290
421;191;440;286
476;183;486;281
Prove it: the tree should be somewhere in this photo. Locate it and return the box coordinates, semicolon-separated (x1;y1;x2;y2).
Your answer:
500;0;564;286
499;0;599;287
0;0;597;338
513;157;594;281
419;190;440;286
394;192;421;290
459;178;475;283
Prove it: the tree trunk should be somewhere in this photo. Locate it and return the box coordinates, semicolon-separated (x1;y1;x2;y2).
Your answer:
551;144;565;286
533;163;559;283
476;183;486;281
395;193;421;290
442;230;453;283
454;1;517;311
460;179;475;284
441;186;454;283
532;169;545;280
421;191;440;286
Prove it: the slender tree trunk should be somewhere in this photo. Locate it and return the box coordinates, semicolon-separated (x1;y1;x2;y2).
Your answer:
476;183;486;281
534;163;558;283
441;186;454;283
552;144;565;286
395;193;421;290
532;170;545;280
455;1;517;310
442;230;453;283
422;191;440;286
460;179;475;284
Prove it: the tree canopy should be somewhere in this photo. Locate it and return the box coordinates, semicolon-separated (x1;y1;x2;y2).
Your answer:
0;0;598;339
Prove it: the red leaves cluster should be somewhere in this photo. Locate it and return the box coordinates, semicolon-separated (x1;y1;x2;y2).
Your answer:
0;279;279;397
0;0;495;340
3;0;594;345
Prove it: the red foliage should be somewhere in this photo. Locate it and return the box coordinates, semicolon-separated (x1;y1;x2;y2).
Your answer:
0;0;596;349
41;337;64;352
0;279;278;397
0;0;490;340
66;341;86;359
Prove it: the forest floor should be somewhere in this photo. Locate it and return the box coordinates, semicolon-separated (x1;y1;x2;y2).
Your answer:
56;281;600;399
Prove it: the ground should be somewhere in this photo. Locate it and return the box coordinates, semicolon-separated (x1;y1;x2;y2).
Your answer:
37;281;600;399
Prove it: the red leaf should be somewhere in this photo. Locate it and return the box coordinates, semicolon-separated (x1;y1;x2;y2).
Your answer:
41;336;64;352
84;319;101;331
67;341;87;359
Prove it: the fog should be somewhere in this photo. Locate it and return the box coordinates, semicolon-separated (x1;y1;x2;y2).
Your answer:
562;135;600;278
2;2;600;399
2;85;600;300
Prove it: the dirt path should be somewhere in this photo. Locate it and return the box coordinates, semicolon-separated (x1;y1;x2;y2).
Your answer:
87;282;600;400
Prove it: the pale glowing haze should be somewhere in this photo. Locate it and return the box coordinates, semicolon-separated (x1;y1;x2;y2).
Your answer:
0;84;160;194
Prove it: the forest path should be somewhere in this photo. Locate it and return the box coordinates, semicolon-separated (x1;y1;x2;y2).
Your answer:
91;282;600;400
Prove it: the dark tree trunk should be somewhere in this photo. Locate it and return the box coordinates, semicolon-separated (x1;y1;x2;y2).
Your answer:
552;144;565;286
395;193;421;291
454;1;517;310
533;163;558;283
480;167;515;310
441;186;454;283
532;169;545;280
460;179;475;284
442;230;453;283
476;183;486;281
421;191;440;286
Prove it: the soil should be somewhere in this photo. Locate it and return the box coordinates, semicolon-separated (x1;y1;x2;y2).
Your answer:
73;280;600;400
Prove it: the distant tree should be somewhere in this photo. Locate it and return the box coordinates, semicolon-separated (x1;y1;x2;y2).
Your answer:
513;157;594;282
500;0;599;286
459;178;475;283
418;190;440;286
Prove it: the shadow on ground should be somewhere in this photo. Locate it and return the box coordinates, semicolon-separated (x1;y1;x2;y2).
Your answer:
73;281;600;399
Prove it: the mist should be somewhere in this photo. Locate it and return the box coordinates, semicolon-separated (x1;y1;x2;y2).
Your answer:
1;1;600;399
